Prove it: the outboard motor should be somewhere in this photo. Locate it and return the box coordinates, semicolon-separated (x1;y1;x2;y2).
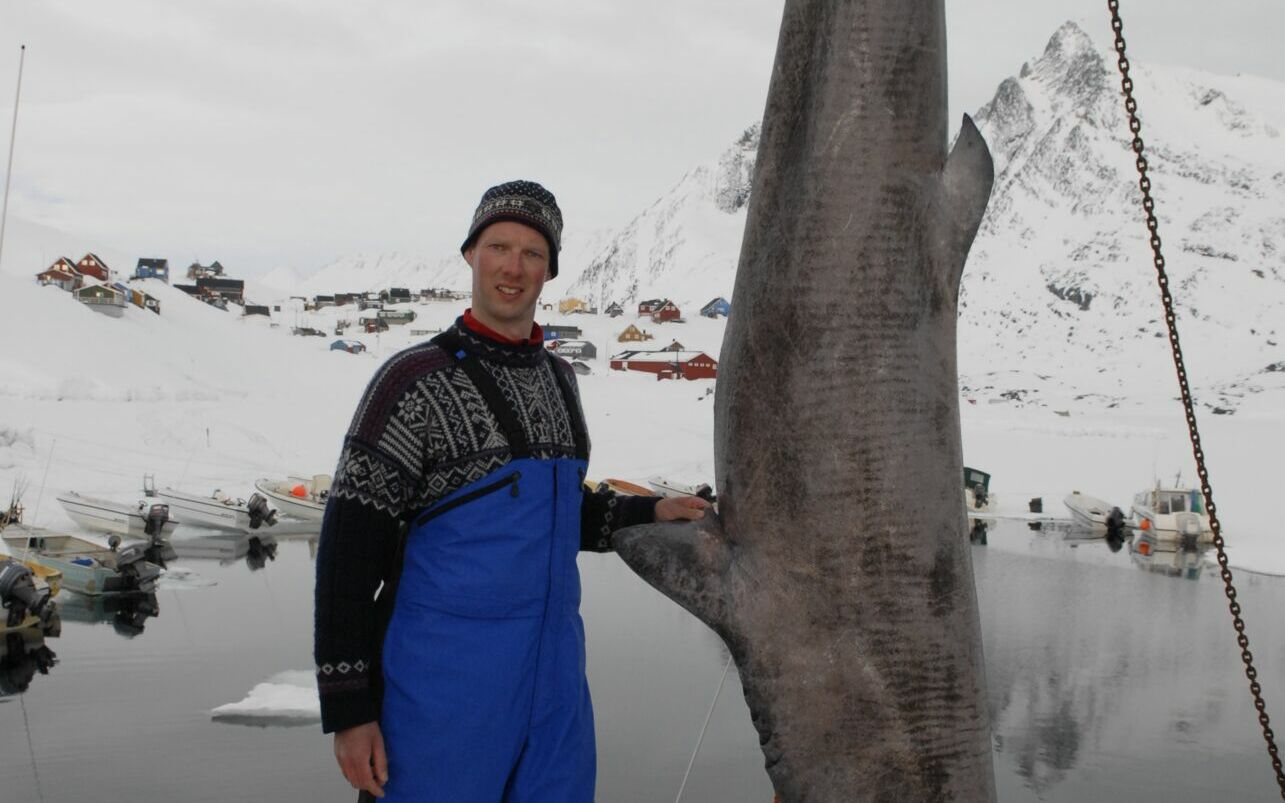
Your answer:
0;558;56;630
246;493;278;530
113;543;162;594
143;503;170;537
1106;506;1127;539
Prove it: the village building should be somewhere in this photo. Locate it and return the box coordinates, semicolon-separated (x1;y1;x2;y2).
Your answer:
617;324;654;343
135;258;170;282
387;287;412;303
558;297;590;315
570;361;592;376
314;295;336;308
334;293;358;307
74;283;128;317
543;323;583;341
701;297;731;318
244;305;271;317
651;299;682;323
187;260;225;280
661;340;686;352
609;350;718;380
76;253;112;283
605;301;624;318
550;340;597;360
196;277;245;304
637;298;666;315
36;257;82;291
377;309;417;325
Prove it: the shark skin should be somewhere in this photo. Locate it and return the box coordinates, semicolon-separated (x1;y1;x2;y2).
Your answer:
614;1;996;801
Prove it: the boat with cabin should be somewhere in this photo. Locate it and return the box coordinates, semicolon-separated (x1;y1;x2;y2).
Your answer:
253;475;331;521
1129;483;1213;543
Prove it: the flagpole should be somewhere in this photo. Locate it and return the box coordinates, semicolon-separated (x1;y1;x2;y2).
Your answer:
0;45;27;273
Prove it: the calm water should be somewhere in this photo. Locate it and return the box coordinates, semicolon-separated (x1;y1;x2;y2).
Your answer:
2;521;1282;802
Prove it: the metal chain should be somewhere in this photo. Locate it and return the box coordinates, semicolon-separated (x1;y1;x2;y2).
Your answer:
1106;3;1285;797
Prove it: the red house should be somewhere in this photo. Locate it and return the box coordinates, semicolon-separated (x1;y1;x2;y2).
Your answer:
651;300;681;323
76;253;111;282
609;350;717;380
36;257;83;291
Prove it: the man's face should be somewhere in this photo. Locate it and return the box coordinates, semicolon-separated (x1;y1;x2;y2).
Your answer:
465;220;551;334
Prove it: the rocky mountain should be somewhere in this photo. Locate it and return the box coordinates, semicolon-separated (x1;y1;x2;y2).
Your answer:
569;21;1285;411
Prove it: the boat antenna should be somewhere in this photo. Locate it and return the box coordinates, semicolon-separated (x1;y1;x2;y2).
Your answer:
29;438;55;526
0;45;26;274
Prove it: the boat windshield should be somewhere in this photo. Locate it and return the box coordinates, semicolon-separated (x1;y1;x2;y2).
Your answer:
1159;492;1187;514
1189;490;1204;514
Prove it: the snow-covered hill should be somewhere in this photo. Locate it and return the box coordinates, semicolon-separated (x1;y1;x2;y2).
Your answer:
558;21;1285;413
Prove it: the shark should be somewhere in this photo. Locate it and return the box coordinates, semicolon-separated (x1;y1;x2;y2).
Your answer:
614;1;997;800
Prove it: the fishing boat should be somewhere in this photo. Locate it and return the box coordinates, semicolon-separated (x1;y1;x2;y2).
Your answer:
253;475;330;521
1129;484;1213;543
647;476;715;500
154;487;278;532
1063;491;1127;536
1;526;163;595
57;490;177;539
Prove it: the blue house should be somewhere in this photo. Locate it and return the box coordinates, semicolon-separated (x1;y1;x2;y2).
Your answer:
700;297;731;318
543;323;583;341
135;258;170;282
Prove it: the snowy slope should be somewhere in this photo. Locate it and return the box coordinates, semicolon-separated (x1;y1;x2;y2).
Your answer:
555;21;1285;412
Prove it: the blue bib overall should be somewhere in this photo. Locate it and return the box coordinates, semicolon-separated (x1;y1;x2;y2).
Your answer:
379;338;595;802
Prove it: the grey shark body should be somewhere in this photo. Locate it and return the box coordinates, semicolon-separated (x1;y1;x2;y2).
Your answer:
614;1;996;800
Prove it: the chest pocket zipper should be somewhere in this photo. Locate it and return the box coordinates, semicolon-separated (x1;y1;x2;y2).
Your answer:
414;470;521;528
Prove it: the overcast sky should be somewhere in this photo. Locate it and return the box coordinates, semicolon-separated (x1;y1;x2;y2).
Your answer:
0;0;1280;278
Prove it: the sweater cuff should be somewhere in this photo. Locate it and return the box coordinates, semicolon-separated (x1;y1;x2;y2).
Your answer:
319;684;381;734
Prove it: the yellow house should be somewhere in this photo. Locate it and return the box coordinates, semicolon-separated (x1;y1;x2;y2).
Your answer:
559;297;589;315
618;324;654;343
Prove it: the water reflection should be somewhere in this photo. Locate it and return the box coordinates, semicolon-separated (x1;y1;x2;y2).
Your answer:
1130;534;1216;581
0;629;58;696
56;591;160;637
172;534;279;571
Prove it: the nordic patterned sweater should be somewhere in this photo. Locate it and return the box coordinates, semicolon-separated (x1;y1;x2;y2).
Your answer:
313;315;658;734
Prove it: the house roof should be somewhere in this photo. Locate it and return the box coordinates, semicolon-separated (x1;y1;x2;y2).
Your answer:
612;350;714;364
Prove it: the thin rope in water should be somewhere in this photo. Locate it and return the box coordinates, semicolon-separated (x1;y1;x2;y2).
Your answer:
674;653;733;803
21;692;47;803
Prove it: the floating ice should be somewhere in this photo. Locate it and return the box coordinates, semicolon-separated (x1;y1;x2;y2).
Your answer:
211;670;319;727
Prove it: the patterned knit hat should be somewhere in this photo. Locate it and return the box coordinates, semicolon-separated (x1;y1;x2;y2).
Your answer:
461;180;563;278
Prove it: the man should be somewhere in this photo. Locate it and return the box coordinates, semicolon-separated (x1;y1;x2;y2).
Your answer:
314;179;709;801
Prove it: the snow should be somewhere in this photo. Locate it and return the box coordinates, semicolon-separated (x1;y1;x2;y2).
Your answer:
210;670;321;724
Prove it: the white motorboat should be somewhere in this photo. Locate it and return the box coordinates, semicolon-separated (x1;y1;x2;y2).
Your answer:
154;488;278;533
1063;491;1127;535
253;475;331;522
1130;484;1212;543
647;476;714;500
57;491;177;539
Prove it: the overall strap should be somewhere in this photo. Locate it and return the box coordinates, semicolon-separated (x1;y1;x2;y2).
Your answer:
548;358;589;461
431;329;531;459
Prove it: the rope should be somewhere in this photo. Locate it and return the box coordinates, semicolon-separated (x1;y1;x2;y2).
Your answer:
674;653;733;803
20;692;47;803
1105;3;1285;797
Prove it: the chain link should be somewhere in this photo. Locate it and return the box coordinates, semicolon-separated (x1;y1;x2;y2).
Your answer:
1106;2;1285;797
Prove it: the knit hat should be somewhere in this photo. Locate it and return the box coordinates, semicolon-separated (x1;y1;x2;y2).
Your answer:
460;180;563;278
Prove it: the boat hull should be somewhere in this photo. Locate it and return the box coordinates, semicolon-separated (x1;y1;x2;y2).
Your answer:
2;528;161;595
254;480;325;521
155;489;253;532
57;492;177;538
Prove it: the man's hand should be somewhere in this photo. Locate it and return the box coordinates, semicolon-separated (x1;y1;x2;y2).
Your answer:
655;495;711;522
334;721;388;799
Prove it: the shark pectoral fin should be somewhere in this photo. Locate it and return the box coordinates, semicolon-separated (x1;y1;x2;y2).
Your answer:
936;114;996;292
613;516;732;632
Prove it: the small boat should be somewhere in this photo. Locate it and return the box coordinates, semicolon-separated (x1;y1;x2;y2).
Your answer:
0;557;60;635
1063;492;1127;536
647;476;715;500
1129;484;1213;543
57;490;177;539
599;478;658;497
964;466;992;512
1;526;163;595
154;487;278;532
253;475;331;521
